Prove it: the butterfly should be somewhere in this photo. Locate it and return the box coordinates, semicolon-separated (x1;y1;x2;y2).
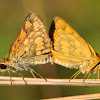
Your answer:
0;11;52;84
49;16;100;80
0;11;100;84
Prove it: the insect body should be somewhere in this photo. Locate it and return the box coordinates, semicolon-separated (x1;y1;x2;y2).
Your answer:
0;11;52;83
0;11;99;82
49;17;100;80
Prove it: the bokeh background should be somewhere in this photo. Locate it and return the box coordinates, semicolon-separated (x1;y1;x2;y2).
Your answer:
0;0;100;100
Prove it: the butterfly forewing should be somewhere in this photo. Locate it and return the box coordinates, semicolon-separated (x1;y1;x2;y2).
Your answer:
8;11;51;65
49;17;100;73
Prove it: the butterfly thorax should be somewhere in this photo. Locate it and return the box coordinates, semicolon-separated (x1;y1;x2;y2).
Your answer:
0;56;26;72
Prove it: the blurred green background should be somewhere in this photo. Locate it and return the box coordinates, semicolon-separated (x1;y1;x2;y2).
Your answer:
0;0;100;100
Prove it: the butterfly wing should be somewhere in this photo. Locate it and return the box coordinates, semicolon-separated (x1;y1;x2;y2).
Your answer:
49;17;99;70
7;11;51;65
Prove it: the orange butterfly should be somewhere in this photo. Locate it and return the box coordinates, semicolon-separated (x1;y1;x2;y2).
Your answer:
49;16;100;80
0;11;52;84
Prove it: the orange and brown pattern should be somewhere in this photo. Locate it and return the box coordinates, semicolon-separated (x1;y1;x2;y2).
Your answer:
49;17;100;79
0;11;52;74
0;11;100;80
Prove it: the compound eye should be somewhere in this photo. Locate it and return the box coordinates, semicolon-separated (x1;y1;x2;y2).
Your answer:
0;64;7;69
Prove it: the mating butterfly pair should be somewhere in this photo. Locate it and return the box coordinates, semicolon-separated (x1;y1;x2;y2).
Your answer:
0;11;100;81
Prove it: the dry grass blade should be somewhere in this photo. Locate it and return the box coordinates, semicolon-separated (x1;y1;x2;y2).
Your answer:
42;93;100;100
0;76;100;85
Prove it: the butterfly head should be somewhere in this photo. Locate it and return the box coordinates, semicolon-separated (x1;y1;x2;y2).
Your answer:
92;62;100;74
94;53;100;72
0;60;7;72
0;55;9;72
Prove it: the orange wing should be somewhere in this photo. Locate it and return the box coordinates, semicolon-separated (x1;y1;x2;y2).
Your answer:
7;11;51;65
49;17;100;73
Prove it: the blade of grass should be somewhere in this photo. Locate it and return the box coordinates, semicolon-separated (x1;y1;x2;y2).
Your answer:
42;93;100;100
0;76;100;85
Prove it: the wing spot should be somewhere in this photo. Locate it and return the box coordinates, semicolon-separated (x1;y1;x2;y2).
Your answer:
23;39;29;45
25;21;32;30
28;32;34;38
36;42;44;47
35;37;43;44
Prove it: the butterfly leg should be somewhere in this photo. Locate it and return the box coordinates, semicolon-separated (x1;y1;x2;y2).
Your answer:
1;71;5;76
73;70;81;79
69;69;81;81
83;72;89;82
16;71;27;85
87;72;91;79
29;68;36;78
7;70;13;85
69;65;85;81
29;68;47;81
